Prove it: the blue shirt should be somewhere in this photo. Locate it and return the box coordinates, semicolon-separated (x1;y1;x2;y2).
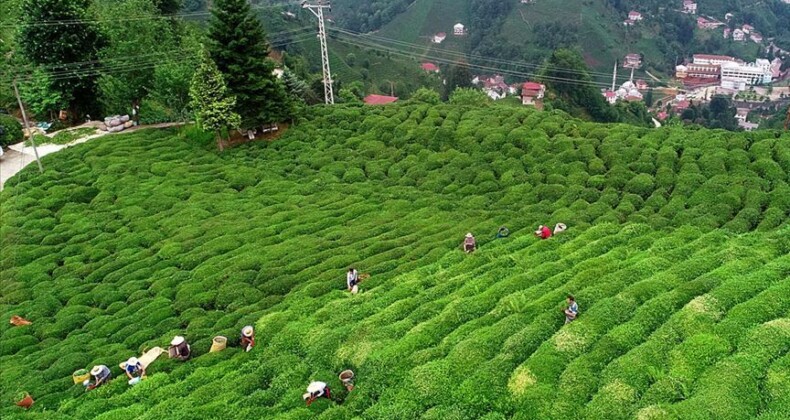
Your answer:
94;365;111;381
125;362;142;374
569;302;579;314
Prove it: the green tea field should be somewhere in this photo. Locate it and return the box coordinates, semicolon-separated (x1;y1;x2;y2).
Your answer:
1;104;789;419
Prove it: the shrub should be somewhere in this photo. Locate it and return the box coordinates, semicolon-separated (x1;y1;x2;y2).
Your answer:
0;114;23;147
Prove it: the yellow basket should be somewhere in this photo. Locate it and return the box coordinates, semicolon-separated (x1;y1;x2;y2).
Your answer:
72;369;90;384
209;336;227;353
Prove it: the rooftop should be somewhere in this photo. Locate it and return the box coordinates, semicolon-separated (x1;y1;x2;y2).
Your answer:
363;94;398;105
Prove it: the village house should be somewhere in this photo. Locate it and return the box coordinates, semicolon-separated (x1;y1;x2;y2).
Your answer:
750;33;763;43
421;62;440;73
624;53;642;68
733;29;745;41
623;19;635;26
432;32;447;44
723;28;731;39
603;90;617;105
635;80;649;90
674;99;691;113
364;94;398;105
696;17;722;30
473;75;510;100
521;82;545;106
453;23;465;36
682;0;697;14
629;11;642;21
741;24;754;34
675;65;688;79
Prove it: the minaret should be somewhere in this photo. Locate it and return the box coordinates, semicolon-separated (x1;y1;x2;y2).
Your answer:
612;60;617;91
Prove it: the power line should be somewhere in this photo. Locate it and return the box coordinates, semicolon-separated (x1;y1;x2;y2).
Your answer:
329;27;646;82
329;33;625;90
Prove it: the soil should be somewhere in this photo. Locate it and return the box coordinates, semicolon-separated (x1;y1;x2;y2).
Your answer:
223;123;290;148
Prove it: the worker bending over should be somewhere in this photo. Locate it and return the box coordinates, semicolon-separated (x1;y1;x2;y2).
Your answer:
87;365;111;390
303;381;331;406
169;336;191;361
535;225;552;240
241;326;255;352
346;267;359;292
124;357;145;382
564;295;579;324
462;233;476;253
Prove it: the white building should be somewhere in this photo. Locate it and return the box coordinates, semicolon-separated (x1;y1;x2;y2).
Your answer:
683;0;697;14
453;23;465;36
733;29;745;41
433;32;447;44
692;54;737;66
720;59;773;88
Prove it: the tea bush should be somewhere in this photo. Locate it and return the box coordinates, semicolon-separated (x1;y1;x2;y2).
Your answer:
0;104;788;419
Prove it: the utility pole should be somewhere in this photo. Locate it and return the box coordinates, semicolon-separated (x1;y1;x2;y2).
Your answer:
12;78;43;173
302;1;334;104
611;60;617;91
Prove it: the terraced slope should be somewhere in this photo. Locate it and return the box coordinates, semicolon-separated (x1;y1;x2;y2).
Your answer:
1;104;789;419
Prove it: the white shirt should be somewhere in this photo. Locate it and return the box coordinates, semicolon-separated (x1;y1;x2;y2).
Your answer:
307;381;327;396
346;270;358;288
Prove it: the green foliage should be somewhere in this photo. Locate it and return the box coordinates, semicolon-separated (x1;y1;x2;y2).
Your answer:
0;103;788;419
410;88;442;105
18;69;64;119
207;0;288;127
449;87;490;107
0;114;23;147
188;46;240;148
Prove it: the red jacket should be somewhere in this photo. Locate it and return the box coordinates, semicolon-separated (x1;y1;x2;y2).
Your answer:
540;226;552;239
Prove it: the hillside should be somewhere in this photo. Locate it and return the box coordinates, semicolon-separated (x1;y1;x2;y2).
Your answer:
1;104;790;419
352;0;789;77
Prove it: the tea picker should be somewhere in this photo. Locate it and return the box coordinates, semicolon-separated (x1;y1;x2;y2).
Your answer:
534;225;552;240
123;357;145;385
303;381;331;406
240;326;255;352
168;336;191;361
564;295;579;324
86;365;111;390
346;267;359;293
462;233;476;253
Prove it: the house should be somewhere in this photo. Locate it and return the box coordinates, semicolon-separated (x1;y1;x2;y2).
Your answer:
657;111;668;121
603;90;617;104
697;17;722;29
364;94;398;105
674;100;691;112
623;19;635;27
628;11;643;21
682;0;697;14
750;33;763;43
738;120;758;131
770;58;783;78
635;79;649;90
624;53;642;68
432;32;447;44
735;108;749;121
733;29;745;41
741;24;754;34
521;82;545;106
453;23;465;36
675;65;688;78
421;62;440;73
474;75;509;100
723;28;731;38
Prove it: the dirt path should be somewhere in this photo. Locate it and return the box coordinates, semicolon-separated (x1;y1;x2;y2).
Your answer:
0;122;184;190
645;70;663;83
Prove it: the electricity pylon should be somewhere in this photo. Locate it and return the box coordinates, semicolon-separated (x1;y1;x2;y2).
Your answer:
302;1;334;104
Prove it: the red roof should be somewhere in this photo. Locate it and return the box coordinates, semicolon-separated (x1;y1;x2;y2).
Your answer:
421;62;439;72
657;111;668;120
364;94;398;105
604;91;617;98
522;82;543;91
675;100;690;109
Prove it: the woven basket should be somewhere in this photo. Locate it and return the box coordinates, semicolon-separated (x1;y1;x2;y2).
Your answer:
209;336;227;353
72;369;90;384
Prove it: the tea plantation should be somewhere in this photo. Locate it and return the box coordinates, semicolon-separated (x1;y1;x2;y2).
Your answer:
1;104;789;419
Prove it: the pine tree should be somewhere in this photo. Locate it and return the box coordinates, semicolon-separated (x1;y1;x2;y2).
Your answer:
189;46;240;151
207;0;288;128
18;0;103;117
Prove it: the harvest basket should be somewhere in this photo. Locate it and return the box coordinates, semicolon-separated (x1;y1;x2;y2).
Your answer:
15;393;33;409
339;370;355;390
209;336;227;353
72;369;90;384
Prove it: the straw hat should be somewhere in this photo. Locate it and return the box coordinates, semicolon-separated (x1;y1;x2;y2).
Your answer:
127;357;139;366
466;232;473;237
171;336;185;346
242;326;254;337
90;366;103;376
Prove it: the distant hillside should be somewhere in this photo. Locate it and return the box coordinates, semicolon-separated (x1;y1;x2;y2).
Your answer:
330;0;790;78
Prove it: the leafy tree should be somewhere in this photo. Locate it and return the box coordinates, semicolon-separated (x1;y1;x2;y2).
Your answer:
18;69;64;119
444;64;473;100
207;0;288;128
540;49;617;123
410;88;441;105
189;47;240;151
449;87;490;106
17;0;104;116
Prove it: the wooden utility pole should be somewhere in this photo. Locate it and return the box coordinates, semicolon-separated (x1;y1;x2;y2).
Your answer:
12;78;43;173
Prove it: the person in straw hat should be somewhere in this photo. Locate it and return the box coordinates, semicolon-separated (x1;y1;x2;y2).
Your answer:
240;326;255;352
87;365;111;390
303;380;331;406
168;336;191;361
123;357;145;381
462;232;476;253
